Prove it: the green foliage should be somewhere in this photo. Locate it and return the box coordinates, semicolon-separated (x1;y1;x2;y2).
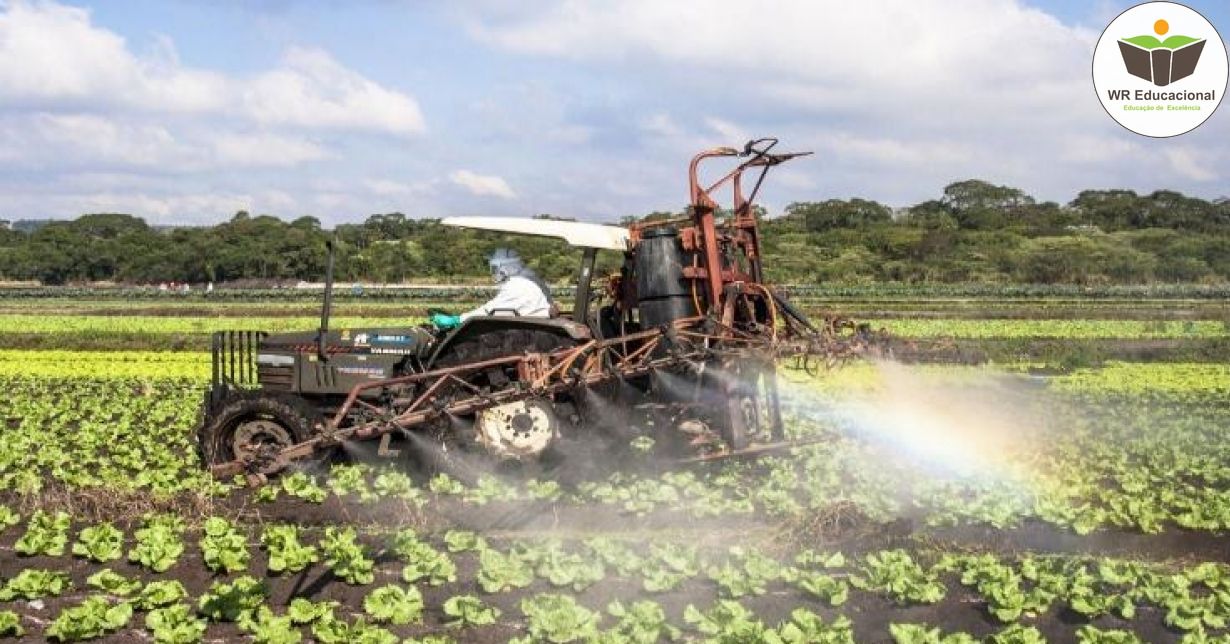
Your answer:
240;606;302;644
0;505;19;531
199;516;250;573
478;546;535;593
429;473;465;495
287;598;338;625
145;603;207;644
515;593;601;644
46;595;132;642
443;529;486;553
197;576;267;623
683;600;773;643
281;471;326;503
536;544;606;591
129;515;185;573
310;615;398;644
320;526;375;585
777;609;854;644
0;568;71;600
796;571;850;606
606;600;679;643
138;580;189;610
852;550;946;605
15;510;71;556
86;568;142;596
72;523;124;562
706;546;783;598
262;524;319;574
392;531;457;586
989;625;1047;644
443;595;501;628
363;584;424;625
641;543;701;593
1076;626;1145;644
0;611;22;638
889;623;978;644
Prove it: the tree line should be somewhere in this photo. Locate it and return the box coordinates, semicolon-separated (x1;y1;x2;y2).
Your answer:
0;180;1227;286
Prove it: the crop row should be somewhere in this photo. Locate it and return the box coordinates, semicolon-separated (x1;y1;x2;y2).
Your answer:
0;315;1225;341
2;362;1229;536
1;507;1227;642
5;282;1230;299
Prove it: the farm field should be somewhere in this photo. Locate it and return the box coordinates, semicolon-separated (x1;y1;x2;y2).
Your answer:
0;292;1228;642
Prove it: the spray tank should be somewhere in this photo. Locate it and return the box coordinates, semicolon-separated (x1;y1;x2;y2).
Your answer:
634;227;698;329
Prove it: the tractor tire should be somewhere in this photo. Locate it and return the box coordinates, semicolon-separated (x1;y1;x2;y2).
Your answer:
197;393;325;477
422;327;579;477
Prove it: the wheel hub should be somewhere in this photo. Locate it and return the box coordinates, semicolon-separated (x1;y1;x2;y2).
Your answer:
475;399;557;459
232;419;294;462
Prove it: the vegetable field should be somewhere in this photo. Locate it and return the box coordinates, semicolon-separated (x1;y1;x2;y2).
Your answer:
1;292;1228;642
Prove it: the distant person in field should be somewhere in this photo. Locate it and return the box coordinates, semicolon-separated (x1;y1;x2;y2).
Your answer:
429;248;551;330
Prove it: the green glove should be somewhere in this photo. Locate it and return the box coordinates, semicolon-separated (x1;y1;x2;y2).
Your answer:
430;313;462;329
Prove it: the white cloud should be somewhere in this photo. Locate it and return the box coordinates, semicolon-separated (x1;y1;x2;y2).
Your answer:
1164;147;1218;182
0;113;329;170
462;0;1230;206
363;178;435;197
449;170;516;199
703;117;747;145
210;133;329;167
0;1;424;135
0;0;431;223
242;48;425;136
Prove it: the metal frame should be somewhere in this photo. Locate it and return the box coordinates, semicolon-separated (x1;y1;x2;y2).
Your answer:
206;138;878;480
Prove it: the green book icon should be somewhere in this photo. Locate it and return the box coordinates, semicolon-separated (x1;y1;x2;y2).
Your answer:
1118;34;1206;86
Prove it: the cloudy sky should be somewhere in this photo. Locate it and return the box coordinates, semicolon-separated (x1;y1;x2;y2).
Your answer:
0;0;1227;225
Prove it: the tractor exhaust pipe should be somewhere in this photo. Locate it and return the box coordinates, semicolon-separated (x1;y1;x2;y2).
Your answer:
318;239;336;362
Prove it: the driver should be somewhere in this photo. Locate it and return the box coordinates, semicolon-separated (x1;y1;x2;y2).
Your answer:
430;248;552;329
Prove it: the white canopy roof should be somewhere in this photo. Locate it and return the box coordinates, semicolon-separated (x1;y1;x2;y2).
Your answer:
441;216;629;251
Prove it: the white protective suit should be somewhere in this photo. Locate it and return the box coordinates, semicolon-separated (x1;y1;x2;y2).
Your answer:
460;275;551;321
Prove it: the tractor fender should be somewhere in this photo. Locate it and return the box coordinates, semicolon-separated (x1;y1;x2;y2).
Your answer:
425;316;591;369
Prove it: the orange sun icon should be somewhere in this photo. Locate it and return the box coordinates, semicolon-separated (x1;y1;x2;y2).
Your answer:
1154;19;1169;35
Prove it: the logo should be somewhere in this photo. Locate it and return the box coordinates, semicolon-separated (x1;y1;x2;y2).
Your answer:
1093;2;1228;137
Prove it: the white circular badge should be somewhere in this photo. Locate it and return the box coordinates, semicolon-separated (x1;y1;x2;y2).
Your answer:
1093;1;1228;137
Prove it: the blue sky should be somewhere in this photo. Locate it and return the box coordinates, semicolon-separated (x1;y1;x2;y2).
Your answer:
1;0;1227;225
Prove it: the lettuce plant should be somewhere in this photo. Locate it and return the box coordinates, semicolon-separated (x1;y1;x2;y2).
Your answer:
72;523;124;562
321;527;374;585
363;584;424;625
46;595;132;642
197;576;267;623
15;510;71;556
443;595;501;628
200;517;250;573
145;603;207;644
261;524;319;574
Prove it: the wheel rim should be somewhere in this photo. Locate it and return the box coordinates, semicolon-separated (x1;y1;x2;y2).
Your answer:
475;399;557;459
230;418;295;465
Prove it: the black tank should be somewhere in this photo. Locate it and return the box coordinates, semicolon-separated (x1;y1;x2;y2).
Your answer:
635;227;699;328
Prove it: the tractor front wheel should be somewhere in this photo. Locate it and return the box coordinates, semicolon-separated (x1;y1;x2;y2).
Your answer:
197;394;323;477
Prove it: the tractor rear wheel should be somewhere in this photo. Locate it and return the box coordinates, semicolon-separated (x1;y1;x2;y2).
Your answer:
197;393;323;477
424;327;578;473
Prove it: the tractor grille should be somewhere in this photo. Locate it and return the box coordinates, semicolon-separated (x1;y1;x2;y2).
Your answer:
258;365;294;391
211;330;265;388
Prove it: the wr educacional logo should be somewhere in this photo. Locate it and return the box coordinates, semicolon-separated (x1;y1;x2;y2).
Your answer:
1092;2;1228;138
1117;18;1206;86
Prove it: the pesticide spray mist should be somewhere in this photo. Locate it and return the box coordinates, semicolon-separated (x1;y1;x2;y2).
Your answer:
775;357;1063;510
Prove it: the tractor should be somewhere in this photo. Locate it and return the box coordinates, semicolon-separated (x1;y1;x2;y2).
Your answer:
198;138;872;482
